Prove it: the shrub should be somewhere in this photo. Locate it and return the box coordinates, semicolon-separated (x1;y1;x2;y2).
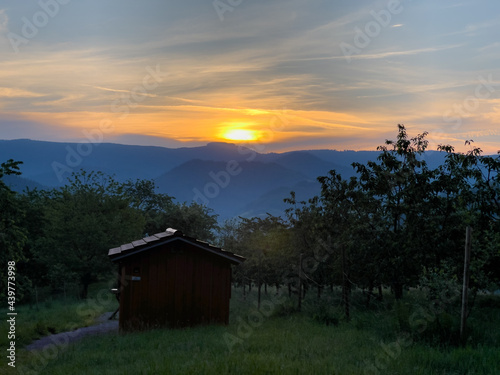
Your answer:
272;298;298;317
477;295;500;309
304;298;340;326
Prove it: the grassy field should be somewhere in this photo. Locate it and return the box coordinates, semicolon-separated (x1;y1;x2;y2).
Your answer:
2;283;499;375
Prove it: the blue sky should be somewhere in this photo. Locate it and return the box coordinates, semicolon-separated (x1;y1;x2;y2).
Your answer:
1;0;500;153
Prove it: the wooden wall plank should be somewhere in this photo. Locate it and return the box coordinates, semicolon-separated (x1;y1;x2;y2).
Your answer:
139;253;150;324
166;249;177;326
148;250;160;326
118;240;239;330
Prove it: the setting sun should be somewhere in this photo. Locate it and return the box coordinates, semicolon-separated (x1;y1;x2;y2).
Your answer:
222;129;258;141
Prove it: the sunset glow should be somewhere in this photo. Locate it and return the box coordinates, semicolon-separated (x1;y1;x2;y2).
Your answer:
0;2;499;153
221;129;258;142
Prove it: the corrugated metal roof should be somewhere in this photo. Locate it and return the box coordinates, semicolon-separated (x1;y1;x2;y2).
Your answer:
108;228;245;264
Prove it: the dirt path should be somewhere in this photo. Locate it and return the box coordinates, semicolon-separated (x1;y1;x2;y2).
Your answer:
25;312;119;352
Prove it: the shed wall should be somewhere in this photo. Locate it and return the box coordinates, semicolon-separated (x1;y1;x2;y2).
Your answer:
118;241;232;331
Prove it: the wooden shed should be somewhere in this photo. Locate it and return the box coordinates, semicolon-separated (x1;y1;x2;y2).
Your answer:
108;228;244;331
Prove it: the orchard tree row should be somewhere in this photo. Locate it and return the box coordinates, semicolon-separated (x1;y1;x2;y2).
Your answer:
1;125;499;308
0;168;218;300
221;125;500;317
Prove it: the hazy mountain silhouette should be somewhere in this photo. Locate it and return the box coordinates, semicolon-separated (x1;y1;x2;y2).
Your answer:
3;174;46;192
155;159;310;218
0;139;449;220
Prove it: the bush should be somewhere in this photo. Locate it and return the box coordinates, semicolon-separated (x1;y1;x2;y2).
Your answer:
304;298;340;326
477;295;500;309
272;298;298;317
414;312;461;346
394;300;411;332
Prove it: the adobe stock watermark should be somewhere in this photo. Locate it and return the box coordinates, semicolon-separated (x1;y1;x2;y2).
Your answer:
223;289;287;352
51;64;167;183
340;0;409;63
362;288;459;375
213;0;244;22
223;235;333;352
7;0;71;54
192;109;290;207
430;74;500;149
17;274;125;375
301;235;335;277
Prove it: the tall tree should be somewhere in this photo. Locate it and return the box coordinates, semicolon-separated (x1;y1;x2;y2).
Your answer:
0;160;28;299
351;124;433;298
35;171;145;298
124;179;218;242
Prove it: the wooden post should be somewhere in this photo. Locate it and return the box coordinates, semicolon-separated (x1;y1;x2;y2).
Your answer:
460;226;472;344
342;245;350;321
298;253;303;312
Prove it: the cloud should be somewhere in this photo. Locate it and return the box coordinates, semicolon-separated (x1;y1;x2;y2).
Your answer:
83;84;158;98
0;9;8;32
0;87;44;98
0;114;78;142
331;45;462;61
0;1;499;154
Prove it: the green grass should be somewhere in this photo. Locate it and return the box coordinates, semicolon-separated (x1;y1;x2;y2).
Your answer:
0;282;118;348
2;286;499;375
1;281;118;374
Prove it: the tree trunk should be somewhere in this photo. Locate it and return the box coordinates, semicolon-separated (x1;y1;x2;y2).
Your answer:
365;287;372;308
378;284;383;301
80;273;92;299
393;281;403;300
341;246;350;320
258;282;262;310
342;282;350;321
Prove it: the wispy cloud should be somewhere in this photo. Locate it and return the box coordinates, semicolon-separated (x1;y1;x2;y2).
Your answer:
0;87;44;98
344;45;462;61
0;9;8;32
0;0;499;153
83;84;158;98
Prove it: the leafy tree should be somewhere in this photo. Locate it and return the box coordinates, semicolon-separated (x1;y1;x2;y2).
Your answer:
225;215;291;295
350;125;436;298
285;192;338;300
16;189;51;300
0;160;28;299
168;202;219;242
123;179;175;235
437;143;500;291
35;171;145;298
124;179;218;242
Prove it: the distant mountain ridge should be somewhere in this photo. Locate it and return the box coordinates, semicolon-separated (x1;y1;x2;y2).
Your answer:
0;139;447;219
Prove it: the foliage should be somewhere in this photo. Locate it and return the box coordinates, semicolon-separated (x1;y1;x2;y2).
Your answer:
285;126;499;307
0;159;29;299
221;215;292;292
124;178;219;242
32;171;145;298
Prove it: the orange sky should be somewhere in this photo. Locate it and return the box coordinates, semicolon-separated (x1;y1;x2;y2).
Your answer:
1;2;500;154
